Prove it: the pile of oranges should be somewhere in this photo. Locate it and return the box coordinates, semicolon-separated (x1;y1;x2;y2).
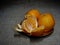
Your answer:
15;9;55;37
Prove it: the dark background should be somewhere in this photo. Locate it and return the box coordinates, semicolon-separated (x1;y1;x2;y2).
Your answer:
0;0;60;45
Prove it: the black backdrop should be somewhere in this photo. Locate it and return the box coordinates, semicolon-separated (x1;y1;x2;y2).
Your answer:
0;0;60;45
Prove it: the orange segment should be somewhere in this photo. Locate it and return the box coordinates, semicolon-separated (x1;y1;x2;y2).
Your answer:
21;16;38;33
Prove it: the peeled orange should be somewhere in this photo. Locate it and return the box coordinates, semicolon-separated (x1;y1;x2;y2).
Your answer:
15;9;55;37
